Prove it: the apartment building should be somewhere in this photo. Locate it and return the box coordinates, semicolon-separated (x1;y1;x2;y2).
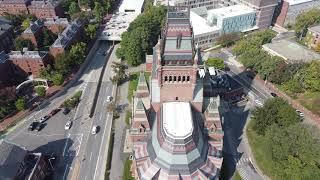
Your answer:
44;17;69;34
21;19;44;47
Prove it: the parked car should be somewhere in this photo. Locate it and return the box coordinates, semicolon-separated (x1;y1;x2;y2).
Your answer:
91;125;98;134
63;108;70;115
35;123;44;131
65;121;72;130
49;108;61;116
39;115;50;123
28;122;39;131
270;92;277;97
106;96;112;102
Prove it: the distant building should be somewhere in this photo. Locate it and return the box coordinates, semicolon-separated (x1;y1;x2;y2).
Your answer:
0;139;50;180
0;51;14;84
306;25;320;48
273;0;320;27
119;0;145;13
262;39;320;63
50;19;84;57
0;20;14;53
8;49;50;77
21;19;44;47
0;0;63;19
190;5;256;48
161;0;217;9
44;17;69;34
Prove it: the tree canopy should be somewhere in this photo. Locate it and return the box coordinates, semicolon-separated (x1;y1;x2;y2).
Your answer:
35;86;46;97
294;8;320;38
14;37;34;51
206;58;225;70
15;98;26;111
216;32;240;47
38;28;58;50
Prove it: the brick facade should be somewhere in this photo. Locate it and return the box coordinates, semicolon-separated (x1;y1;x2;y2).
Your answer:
21;20;44;47
0;0;29;16
307;26;320;49
44;17;68;34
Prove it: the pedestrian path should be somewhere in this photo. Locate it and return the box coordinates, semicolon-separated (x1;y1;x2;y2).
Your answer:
236;157;251;167
237;166;250;180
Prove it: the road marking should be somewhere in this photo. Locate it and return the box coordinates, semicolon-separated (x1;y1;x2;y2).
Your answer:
93;113;110;180
89;152;93;161
63;163;69;180
63;134;71;156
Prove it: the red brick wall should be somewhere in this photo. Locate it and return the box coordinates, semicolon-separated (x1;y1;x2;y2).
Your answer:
46;24;67;34
50;47;64;58
275;1;289;27
21;33;38;47
0;3;28;15
10;56;48;77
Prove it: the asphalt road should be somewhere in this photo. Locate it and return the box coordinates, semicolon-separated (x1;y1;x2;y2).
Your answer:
5;41;115;180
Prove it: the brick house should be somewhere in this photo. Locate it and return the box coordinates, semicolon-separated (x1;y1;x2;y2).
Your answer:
307;25;320;49
0;139;50;180
44;17;68;34
8;49;50;77
0;21;14;53
0;0;30;16
21;19;44;47
28;0;64;19
50;19;85;57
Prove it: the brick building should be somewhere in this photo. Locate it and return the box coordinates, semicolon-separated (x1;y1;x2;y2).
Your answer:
44;17;68;34
0;0;63;19
50;19;85;57
0;139;50;180
0;21;14;53
130;6;224;179
8;49;50;77
21;19;44;47
307;25;320;48
0;51;13;85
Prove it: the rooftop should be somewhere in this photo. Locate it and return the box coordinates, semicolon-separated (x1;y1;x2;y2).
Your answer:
23;19;44;34
262;39;320;63
308;25;320;34
190;10;220;36
52;19;83;48
208;5;255;19
119;0;144;13
0;51;9;63
0;23;12;36
44;17;69;25
162;102;193;139
285;0;313;5
9;50;48;59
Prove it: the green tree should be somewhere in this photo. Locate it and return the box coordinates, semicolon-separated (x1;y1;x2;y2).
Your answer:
15;98;26;111
52;73;64;86
259;56;283;80
125;29;144;66
93;2;103;22
85;23;98;39
110;62;127;85
35;86;46;97
21;18;31;31
69;2;80;17
206;58;225;70
38;28;58;50
301;61;320;92
14;37;34;51
216;32;240;47
294;8;320;38
69;42;87;65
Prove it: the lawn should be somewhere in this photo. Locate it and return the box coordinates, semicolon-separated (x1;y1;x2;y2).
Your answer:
233;171;242;180
123;158;134;180
127;72;150;102
246;120;275;179
125;110;132;126
297;91;320;116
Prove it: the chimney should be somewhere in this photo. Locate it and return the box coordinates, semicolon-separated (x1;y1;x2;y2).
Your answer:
22;47;28;54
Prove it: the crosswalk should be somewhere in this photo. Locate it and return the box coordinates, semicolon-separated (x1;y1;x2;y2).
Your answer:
236;157;251;167
237;166;250;180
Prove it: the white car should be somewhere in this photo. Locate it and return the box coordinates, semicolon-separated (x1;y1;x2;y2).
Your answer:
92;125;98;134
106;96;112;102
65;121;72;130
296;110;304;117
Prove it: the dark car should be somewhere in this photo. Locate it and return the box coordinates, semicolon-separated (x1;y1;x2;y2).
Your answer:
270;92;278;97
39;115;50;123
49;108;61;116
35;123;44;131
28;122;39;131
63;108;70;115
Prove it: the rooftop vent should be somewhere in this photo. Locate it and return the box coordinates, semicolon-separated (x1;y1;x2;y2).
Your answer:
176;32;182;49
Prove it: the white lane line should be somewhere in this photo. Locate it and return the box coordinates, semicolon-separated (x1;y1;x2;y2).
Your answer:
63;163;69;180
62;134;71;156
76;134;83;157
89;152;93;161
93;113;110;180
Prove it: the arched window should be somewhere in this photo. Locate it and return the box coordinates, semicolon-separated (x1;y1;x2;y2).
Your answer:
173;76;177;81
178;76;181;82
187;76;190;81
182;76;186;82
169;76;172;82
164;76;168;82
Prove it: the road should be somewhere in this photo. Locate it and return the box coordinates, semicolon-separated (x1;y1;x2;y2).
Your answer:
5;41;115;180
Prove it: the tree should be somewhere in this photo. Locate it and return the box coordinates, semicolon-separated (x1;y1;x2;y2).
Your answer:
216;32;240;47
21;18;31;31
35;86;46;97
110;62;127;85
68;2;80;17
301;61;320;92
85;23;98;39
206;58;225;70
93;2;103;22
52;73;64;86
69;42;87;65
14;37;34;51
125;29;144;66
15;98;26;111
259;56;283;80
294;8;320;38
38;28;58;50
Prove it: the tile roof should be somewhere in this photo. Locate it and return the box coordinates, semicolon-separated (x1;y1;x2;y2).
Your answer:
52;19;83;48
0;51;9;63
23;19;44;34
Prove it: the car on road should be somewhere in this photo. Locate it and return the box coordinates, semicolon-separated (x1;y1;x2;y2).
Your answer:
65;121;72;130
63;108;70;115
49;108;61;116
106;96;112;102
35;123;44;131
39;115;50;123
270;92;277;97
91;125;98;134
28;122;39;131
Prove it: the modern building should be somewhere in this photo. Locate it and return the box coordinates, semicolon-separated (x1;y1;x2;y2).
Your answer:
306;25;320;48
273;0;320;27
21;19;44;47
160;0;218;9
190;5;256;48
0;20;14;53
8;49;50;77
0;51;14;85
119;0;145;13
262;39;320;63
130;6;224;179
50;19;84;57
0;0;63;19
44;17;69;34
0;139;50;180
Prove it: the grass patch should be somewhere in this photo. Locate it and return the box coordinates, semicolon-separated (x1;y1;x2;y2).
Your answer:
62;90;82;108
144;72;151;84
123;158;134;180
127;73;139;102
246;120;275;178
104;131;115;180
125;110;132;126
297;91;320;116
233;171;242;180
